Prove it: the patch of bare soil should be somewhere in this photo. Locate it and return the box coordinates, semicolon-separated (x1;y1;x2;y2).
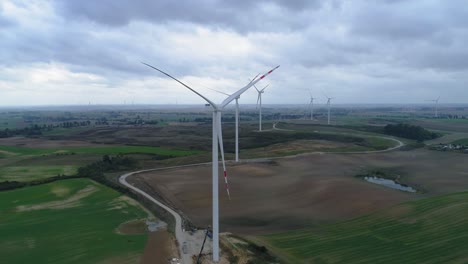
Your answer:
97;252;141;264
117;219;147;235
51;186;70;197
141;230;179;264
16;185;97;212
0;137;99;148
0;150;18;156
109;196;154;218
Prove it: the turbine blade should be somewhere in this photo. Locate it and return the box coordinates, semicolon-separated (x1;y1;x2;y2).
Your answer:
208;88;231;96
261;84;270;92
256;93;261;108
142;62;218;108
217;114;231;200
252;83;260;92
221;65;280;108
249;73;260;84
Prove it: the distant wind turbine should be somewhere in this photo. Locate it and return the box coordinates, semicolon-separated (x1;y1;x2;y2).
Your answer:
254;84;270;131
324;93;334;125
308;89;315;121
208;85;257;163
425;96;440;118
142;62;279;262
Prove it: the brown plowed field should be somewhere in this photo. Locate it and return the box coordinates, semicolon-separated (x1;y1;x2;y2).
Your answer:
0;136;99;148
141;230;178;264
135;149;468;235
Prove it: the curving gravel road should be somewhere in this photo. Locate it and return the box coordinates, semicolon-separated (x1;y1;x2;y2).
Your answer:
120;168;193;264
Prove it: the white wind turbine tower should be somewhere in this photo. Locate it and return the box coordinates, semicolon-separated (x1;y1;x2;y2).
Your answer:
255;84;269;132
426;96;440;118
324;93;334;125
308;89;315;121
143;62;279;262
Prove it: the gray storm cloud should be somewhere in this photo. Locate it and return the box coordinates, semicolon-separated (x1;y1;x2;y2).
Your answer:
0;0;467;105
54;0;323;31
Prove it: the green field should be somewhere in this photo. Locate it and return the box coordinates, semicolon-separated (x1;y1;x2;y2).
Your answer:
0;165;78;182
0;144;200;183
264;191;468;263
0;178;150;264
452;138;468;145
0;145;200;157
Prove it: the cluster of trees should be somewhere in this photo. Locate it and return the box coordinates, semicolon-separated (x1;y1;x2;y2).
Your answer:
76;154;138;180
0;119;98;138
384;123;439;141
194;117;211;122
178;117;190;122
0;125;43;138
94;117;109;126
61;121;91;127
114;115;160;125
444;114;466;119
0;174;78;191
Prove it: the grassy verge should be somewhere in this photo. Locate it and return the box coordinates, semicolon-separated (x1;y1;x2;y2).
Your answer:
263;191;468;263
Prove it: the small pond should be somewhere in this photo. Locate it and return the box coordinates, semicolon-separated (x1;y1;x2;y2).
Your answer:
364;176;417;193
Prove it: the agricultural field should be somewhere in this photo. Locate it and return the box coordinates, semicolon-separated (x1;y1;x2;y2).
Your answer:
0;143;199;157
1;105;467;263
263;191;468;263
452;138;468;145
0;137;200;182
0;165;78;182
132;147;468;234
0;178;156;264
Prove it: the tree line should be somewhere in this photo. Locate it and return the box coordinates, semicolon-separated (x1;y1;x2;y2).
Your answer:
384;123;439;141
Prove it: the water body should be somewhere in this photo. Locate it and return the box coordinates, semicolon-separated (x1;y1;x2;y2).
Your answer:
364;176;417;193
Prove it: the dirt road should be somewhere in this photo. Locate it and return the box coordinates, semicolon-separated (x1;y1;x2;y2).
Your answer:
120;169;193;264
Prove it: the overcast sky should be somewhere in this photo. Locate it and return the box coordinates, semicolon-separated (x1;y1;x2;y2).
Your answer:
1;0;467;106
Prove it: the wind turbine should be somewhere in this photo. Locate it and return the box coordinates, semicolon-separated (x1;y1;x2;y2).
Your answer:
324;93;334;125
308;89;315;121
255;84;269;131
207;87;252;163
425;96;440;118
142;62;279;262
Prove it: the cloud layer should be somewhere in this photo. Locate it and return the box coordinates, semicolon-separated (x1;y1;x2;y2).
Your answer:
1;0;467;106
